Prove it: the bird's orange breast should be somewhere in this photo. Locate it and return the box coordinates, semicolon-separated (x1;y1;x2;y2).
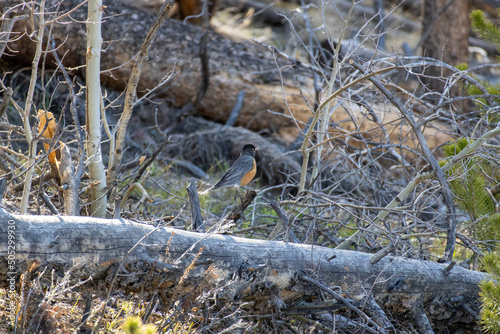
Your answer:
240;160;256;186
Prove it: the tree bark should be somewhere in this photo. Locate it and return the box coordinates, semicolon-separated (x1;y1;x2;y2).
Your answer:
0;208;486;332
9;0;309;134
421;0;470;104
7;0;457;156
85;0;107;217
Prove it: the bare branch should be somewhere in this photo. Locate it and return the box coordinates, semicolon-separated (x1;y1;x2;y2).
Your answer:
106;2;172;186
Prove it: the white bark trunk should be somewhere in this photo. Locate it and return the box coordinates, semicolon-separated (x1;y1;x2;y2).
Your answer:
85;0;107;217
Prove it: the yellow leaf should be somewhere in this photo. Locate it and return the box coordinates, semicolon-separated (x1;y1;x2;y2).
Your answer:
37;109;56;139
38;110;60;169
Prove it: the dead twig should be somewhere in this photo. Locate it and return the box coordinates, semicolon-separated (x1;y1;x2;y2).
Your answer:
299;274;383;333
20;0;45;214
120;182;153;212
59;143;78;215
191;0;210;109
0;87;12;120
107;1;172;186
224;90;245;128
40;191;59;215
349;60;457;262
268;200;298;242
369;243;394;265
224;190;257;222
187;178;204;232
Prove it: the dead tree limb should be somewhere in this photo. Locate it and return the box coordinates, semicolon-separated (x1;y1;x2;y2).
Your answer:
9;0;308;134
223;190;257;222
268;200;298;242
59;143;78;215
187;178;204;231
107;1;173;186
0;208;486;332
350;60;458;262
0;87;12;120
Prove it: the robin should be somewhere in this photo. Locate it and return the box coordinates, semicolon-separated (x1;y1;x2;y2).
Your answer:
200;144;258;195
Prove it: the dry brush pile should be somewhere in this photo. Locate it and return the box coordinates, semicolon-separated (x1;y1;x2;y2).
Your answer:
1;0;500;333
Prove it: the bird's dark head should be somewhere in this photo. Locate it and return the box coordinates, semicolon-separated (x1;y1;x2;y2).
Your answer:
242;143;258;155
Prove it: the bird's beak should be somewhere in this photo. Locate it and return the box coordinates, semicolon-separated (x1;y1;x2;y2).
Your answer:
255;147;258;151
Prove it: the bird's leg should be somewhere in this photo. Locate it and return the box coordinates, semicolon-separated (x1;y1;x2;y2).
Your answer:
233;189;239;205
234;188;244;204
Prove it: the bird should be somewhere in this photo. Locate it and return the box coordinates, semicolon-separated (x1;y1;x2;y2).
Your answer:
200;144;258;195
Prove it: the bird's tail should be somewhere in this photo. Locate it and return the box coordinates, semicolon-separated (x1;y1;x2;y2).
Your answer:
199;186;214;196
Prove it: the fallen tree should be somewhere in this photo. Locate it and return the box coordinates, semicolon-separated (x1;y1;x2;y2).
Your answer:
6;0;455;156
8;0;309;134
0;208;486;332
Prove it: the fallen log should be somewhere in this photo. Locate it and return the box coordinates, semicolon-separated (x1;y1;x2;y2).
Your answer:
7;0;456;160
0;208;487;332
162;116;304;187
8;0;310;133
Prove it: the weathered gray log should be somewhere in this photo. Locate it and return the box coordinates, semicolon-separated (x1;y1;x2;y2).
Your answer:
0;208;486;332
